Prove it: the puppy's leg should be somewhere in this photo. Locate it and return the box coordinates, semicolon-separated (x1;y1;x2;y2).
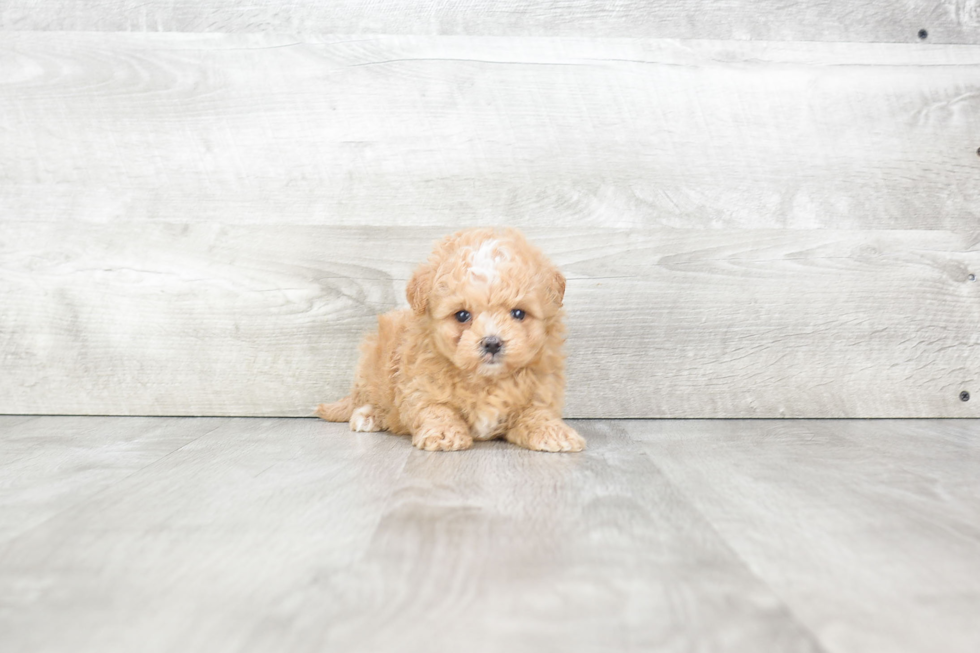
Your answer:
316;396;354;422
507;408;585;453
412;405;473;452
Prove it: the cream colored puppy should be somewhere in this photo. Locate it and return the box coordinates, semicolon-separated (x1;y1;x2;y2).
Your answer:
317;227;584;452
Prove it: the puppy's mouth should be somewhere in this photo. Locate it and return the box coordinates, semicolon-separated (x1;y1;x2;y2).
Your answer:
477;354;505;375
480;352;503;365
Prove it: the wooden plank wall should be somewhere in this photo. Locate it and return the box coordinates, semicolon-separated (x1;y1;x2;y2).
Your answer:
1;3;978;418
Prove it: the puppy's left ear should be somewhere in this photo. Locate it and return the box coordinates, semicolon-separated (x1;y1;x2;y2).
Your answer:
547;268;566;307
406;263;435;315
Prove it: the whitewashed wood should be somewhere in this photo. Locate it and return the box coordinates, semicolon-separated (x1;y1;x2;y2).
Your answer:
0;417;414;653
0;417;824;653
803;420;980;527
2;1;979;44
2;33;980;230
629;419;980;653
279;421;823;652
1;223;977;418
0;416;221;543
3;416;980;652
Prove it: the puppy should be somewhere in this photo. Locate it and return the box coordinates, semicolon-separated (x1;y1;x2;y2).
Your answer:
316;227;585;452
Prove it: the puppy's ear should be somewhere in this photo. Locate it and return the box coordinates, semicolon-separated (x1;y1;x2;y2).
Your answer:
406;263;435;315
548;268;566;307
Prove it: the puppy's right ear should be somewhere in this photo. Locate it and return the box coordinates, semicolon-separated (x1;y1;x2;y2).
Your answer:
406;263;435;315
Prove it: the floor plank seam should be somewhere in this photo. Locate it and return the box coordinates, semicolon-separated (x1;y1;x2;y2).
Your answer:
270;428;417;647
339;435;416;570
621;424;836;653
5;418;979;651
0;419;227;548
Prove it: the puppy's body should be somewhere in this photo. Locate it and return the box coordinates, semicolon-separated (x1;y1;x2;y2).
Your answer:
318;228;584;452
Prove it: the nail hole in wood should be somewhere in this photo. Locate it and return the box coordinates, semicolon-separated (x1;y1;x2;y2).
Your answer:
961;391;971;402
970;273;977;282
918;29;929;39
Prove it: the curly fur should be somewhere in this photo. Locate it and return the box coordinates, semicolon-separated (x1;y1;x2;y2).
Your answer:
317;227;584;452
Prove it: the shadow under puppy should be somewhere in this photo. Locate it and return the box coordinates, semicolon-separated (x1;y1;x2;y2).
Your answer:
317;227;585;452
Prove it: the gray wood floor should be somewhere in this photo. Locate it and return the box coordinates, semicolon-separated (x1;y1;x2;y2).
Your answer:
1;417;978;652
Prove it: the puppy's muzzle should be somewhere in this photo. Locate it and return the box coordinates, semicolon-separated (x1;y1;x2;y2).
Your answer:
480;336;504;358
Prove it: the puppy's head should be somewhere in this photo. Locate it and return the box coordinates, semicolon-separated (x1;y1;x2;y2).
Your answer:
406;228;565;376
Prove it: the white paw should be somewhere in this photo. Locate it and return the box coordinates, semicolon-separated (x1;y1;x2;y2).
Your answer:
350;404;382;432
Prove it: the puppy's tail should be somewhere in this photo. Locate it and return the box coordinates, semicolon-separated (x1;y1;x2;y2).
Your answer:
315;396;354;422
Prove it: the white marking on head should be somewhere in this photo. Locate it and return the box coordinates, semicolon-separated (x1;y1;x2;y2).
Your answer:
350;404;381;432
467;239;507;286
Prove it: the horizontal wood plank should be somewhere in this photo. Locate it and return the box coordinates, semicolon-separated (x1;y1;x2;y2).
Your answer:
1;223;977;417
2;1;979;44
1;33;980;230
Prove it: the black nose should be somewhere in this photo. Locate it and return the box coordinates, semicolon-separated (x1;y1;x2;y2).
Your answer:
481;336;503;355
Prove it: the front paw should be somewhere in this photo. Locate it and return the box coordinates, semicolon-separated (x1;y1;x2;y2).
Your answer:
523;421;586;453
412;424;474;452
349;404;382;432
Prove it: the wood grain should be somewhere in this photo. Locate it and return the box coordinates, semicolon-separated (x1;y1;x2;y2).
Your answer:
0;417;413;653
3;416;979;652
0;417;825;653
0;416;221;543
283;421;824;652
2;1;979;44
1;33;979;230
1;223;977;418
629;419;980;653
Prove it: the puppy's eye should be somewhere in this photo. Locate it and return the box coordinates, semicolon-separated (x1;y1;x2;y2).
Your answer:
454;310;471;323
510;308;526;321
